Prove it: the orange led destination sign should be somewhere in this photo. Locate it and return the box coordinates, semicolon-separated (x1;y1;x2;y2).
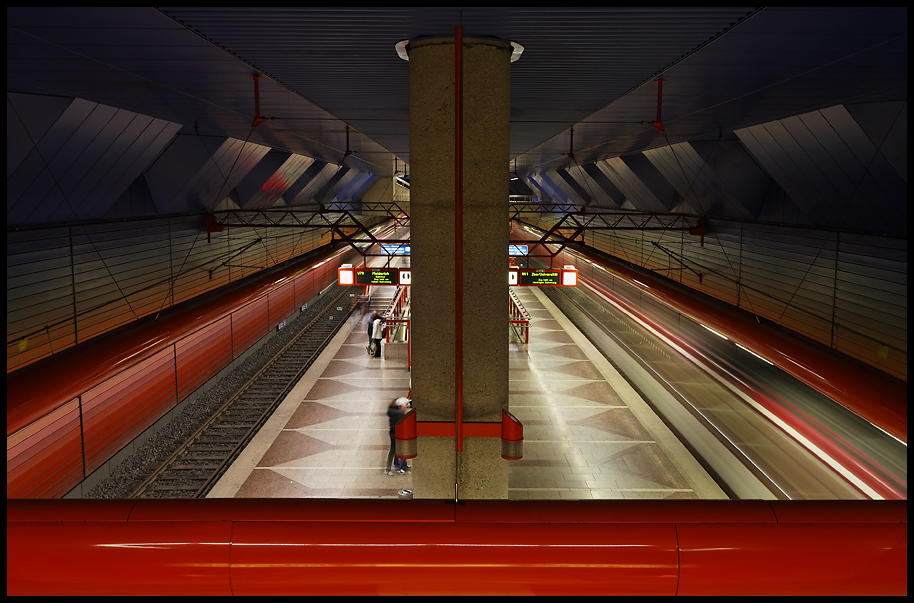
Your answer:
518;269;561;286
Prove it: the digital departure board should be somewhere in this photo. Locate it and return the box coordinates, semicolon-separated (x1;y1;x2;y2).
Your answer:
519;269;561;286
356;268;399;285
381;243;410;255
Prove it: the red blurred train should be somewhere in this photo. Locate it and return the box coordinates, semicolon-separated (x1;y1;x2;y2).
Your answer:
512;226;907;446
7;238;362;498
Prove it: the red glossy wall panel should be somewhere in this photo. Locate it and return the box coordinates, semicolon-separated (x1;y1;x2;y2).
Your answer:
7;500;905;596
230;297;269;360
293;273;314;309
230;522;678;596
455;499;779;524
7;242;357;499
6;520;232;596
268;285;295;330
80;347;176;475
677;523;907;596
6;400;83;498
175;316;233;401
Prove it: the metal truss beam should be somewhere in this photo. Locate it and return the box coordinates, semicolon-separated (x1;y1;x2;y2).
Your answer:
511;207;706;259
206;204;703;260
206;204;411;258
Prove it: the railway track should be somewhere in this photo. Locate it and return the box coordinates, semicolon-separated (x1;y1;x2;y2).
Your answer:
129;287;359;499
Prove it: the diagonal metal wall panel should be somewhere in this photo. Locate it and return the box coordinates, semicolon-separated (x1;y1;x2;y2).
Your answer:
528;174;569;205
235;151;316;209
644;142;758;219
316;166;358;204
525;175;552;203
7;97;182;225
643;143;715;215
561;165;614;208
694;139;769;220
161;137;270;214
817;105;907;233
554;168;592;206
8;98;99;224
595;156;673;212
580;164;623;208
843;100;907;183
6;93;73;178
338;172;378;203
145;134;222;213
737;106;907;234
234;150;291;209
288;162;339;206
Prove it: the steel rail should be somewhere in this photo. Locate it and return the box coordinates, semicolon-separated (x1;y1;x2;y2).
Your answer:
128;287;358;499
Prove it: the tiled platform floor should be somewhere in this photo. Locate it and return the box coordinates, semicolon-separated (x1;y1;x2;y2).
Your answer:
209;287;726;500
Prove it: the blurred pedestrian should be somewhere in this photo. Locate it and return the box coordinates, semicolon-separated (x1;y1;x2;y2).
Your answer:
366;311;378;355
371;314;385;358
385;397;411;475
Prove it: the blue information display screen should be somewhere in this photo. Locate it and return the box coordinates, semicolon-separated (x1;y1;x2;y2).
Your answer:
381;243;410;255
509;244;528;256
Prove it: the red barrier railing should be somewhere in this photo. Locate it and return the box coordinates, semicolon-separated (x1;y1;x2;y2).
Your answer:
6;499;906;596
509;288;530;344
383;285;410;367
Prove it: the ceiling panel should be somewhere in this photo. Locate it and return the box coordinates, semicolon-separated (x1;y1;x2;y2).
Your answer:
6;7;907;235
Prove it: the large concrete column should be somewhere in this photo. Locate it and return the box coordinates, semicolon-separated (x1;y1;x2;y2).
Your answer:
408;35;511;499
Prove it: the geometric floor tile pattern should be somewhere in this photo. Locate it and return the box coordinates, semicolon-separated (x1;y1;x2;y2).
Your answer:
209;287;727;500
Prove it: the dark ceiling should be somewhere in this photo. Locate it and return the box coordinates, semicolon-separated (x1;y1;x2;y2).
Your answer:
6;7;908;233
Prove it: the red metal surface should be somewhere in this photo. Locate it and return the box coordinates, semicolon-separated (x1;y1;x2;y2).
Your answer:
501;409;523;442
7;243;354;499
268;284;295;330
7;242;351;438
81;346;177;475
677;523;906;595
6;400;83;498
231;521;677;595
7;520;233;595
652;78;666;132
250;75;265;130
231;296;270;358
395;408;417;443
6;499;905;596
175;316;233;401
